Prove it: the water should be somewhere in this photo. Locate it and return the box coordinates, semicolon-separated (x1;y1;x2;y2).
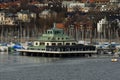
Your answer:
0;52;120;80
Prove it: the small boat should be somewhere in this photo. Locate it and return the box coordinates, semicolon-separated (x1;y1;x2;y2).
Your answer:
111;58;118;62
8;43;24;53
111;49;119;62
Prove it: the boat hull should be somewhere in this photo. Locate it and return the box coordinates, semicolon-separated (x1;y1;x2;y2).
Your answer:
16;49;97;57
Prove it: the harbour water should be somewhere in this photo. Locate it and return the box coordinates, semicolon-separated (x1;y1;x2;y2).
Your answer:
0;52;120;80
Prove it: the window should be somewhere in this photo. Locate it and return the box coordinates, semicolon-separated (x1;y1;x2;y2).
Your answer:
66;43;70;45
1;17;4;21
66;38;69;40
58;38;60;40
40;42;45;45
48;31;52;34
58;43;62;45
72;43;76;45
36;43;39;46
48;37;50;40
47;43;49;46
52;43;56;46
34;42;40;46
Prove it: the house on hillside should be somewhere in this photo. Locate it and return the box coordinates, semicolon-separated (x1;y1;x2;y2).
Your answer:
16;10;36;22
39;9;57;19
0;11;16;25
97;17;109;33
63;1;91;13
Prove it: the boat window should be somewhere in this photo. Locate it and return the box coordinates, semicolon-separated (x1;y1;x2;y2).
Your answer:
52;43;56;46
48;37;50;40
58;38;60;40
55;31;61;34
47;43;49;46
48;31;52;34
62;38;64;40
66;43;70;45
58;43;62;45
40;42;45;45
35;42;39;46
72;43;76;45
66;37;69;40
36;43;38;46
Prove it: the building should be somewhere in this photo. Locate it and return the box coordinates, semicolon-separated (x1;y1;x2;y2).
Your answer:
0;11;16;25
0;12;5;25
17;10;36;22
82;0;110;3
39;9;57;19
110;0;120;3
97;17;109;33
67;2;90;12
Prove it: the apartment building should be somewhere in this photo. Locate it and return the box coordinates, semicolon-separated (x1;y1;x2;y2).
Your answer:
17;10;36;22
0;11;16;25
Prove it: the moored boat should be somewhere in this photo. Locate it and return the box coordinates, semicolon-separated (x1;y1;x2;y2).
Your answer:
8;42;24;53
17;23;97;57
111;58;118;62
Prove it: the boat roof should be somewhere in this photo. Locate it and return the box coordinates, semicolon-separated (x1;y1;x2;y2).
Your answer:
37;23;76;42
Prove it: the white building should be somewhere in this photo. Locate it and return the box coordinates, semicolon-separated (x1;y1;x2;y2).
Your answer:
62;1;75;7
0;12;5;25
67;2;90;12
17;10;36;22
110;0;120;3
97;17;109;33
39;10;57;19
0;12;16;25
68;3;86;8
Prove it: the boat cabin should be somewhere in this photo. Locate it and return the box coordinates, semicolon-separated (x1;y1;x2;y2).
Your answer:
28;23;77;50
27;23;96;52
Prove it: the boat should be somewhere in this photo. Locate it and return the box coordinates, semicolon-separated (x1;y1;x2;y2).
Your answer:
111;58;118;62
111;48;119;62
8;42;24;53
0;43;8;52
17;23;97;57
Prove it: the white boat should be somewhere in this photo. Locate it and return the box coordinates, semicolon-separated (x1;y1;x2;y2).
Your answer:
111;58;118;62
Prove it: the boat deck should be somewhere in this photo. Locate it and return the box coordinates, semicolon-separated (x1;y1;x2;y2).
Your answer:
16;49;97;57
17;49;97;54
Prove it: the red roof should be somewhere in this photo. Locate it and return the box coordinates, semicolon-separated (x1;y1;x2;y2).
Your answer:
56;23;65;29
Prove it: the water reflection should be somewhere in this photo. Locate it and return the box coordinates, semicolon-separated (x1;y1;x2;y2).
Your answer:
0;52;60;64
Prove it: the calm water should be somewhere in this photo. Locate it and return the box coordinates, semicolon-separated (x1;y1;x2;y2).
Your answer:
0;52;120;80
